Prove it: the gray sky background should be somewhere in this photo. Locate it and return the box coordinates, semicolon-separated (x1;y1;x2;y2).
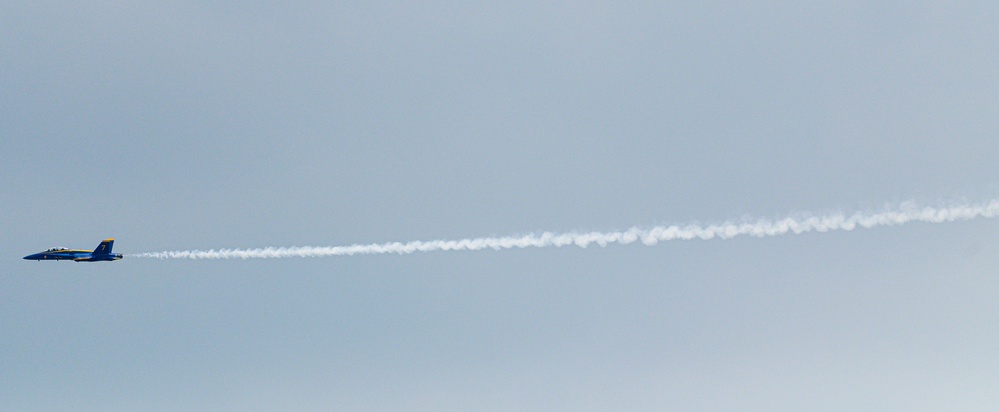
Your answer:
3;2;999;411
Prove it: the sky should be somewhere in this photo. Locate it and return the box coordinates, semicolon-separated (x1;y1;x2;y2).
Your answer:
3;2;999;411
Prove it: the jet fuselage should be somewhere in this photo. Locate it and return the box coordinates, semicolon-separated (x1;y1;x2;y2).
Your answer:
24;239;123;262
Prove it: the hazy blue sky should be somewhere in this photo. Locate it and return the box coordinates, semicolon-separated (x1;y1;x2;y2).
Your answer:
3;2;998;411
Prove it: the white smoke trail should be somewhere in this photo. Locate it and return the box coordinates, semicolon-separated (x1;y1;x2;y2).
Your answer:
133;200;999;260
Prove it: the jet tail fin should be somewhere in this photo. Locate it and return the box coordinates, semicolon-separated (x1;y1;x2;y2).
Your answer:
93;238;114;256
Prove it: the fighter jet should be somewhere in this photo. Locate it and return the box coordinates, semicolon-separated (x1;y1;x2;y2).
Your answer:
23;238;123;262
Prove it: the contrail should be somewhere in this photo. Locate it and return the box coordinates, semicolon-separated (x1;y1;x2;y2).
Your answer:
133;199;999;260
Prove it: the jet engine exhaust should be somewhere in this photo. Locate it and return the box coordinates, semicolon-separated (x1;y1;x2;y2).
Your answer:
132;200;999;260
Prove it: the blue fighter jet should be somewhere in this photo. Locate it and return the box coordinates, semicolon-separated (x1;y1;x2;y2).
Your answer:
24;238;123;262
